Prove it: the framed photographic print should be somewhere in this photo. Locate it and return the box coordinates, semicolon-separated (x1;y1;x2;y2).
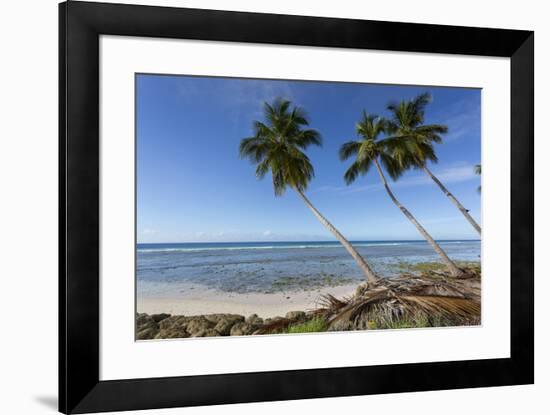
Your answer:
59;1;534;413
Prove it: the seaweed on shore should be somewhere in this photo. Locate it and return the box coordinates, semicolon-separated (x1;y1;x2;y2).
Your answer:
263;273;355;293
395;260;481;275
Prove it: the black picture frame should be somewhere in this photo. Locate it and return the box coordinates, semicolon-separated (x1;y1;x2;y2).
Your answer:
59;1;534;413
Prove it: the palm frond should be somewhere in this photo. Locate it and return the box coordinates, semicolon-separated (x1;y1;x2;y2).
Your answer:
289;106;309;126
339;112;392;187
291;129;322;149
339;140;361;161
411;92;432;116
379;135;415;169
474;164;481;193
239;136;269;162
383;93;448;175
379;152;405;180
239;98;321;196
474;164;481;175
255;158;270;179
416;123;448;136
320;272;481;331
343;160;370;185
412;141;438;164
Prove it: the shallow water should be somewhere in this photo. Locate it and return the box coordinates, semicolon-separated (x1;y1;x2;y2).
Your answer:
137;240;481;295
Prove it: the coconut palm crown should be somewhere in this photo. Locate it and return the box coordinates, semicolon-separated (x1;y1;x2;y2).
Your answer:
384;92;447;169
239;98;322;196
384;93;481;235
240;98;379;283
340;110;465;278
339;112;402;183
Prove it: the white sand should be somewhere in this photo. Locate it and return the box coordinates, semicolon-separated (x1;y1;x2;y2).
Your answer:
137;283;358;319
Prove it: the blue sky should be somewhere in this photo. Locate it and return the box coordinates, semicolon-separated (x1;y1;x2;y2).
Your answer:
136;74;481;243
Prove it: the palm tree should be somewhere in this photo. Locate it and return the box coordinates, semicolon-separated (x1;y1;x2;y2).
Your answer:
474;164;481;193
385;93;481;235
339;112;464;278
239;99;379;283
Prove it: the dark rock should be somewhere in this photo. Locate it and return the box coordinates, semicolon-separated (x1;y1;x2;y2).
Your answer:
203;314;224;324
249;319;264;327
186;316;215;335
192;328;220;337
204;313;244;324
159;315;188;329
136;313;151;326
154;330;190;339
136;314;160;339
151;313;171;323
214;315;243;336
155;315;190;339
246;314;263;325
136;326;158;340
230;322;254;336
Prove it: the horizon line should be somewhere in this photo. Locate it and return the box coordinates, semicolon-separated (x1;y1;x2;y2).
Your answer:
137;238;481;245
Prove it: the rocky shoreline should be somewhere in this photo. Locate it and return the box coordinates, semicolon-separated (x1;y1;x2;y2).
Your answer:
137;310;307;340
137;262;482;340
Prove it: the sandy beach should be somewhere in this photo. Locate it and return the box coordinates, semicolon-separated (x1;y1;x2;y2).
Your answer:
137;282;358;318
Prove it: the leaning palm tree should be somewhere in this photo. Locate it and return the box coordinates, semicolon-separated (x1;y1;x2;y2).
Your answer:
385;93;481;235
239;99;379;283
474;164;481;193
340;112;464;278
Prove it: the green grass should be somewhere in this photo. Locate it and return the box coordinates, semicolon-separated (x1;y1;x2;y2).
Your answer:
279;312;471;335
365;313;458;330
286;317;328;334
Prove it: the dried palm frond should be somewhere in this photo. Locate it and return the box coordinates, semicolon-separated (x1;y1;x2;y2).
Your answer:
400;295;480;318
323;273;481;331
311;293;349;317
255;271;481;334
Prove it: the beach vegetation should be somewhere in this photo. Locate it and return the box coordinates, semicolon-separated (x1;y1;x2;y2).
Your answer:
474;164;482;193
396;260;481;275
384;93;481;235
239;98;379;283
339;112;465;277
314;269;481;332
286;317;328;334
364;312;454;330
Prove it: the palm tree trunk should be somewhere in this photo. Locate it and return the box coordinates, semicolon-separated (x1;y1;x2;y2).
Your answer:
373;159;464;277
422;165;481;235
295;189;379;283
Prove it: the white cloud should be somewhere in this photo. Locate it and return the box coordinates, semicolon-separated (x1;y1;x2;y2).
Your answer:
263;230;272;236
141;228;157;235
434;97;481;142
313;163;478;195
174;76;298;126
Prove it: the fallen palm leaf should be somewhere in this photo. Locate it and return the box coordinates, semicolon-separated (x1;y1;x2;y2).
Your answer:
255;270;481;334
321;271;480;331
